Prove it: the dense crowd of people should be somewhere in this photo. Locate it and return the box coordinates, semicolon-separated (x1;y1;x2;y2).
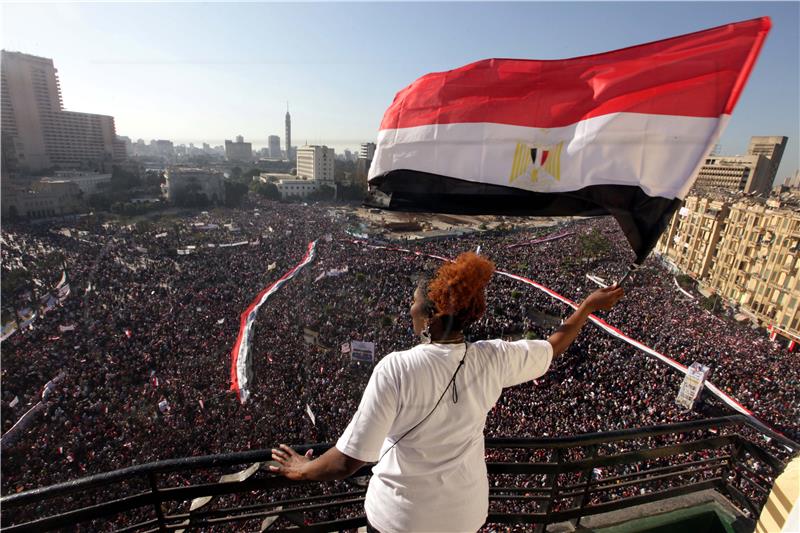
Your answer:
1;199;797;529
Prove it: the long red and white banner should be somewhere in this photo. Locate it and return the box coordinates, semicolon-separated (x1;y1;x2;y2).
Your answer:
369;17;770;201
344;239;787;434
230;240;318;403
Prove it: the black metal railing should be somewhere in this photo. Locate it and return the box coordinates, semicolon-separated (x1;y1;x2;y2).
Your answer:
1;415;796;532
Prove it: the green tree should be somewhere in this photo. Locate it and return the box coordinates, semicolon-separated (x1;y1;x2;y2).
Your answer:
224;180;249;207
578;229;611;261
110;165;141;191
251;181;280;200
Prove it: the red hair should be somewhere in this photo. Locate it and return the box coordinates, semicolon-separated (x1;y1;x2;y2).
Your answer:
427;252;495;328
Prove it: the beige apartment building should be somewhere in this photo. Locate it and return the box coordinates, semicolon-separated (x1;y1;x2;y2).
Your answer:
1;50;121;172
659;196;729;279
657;193;800;340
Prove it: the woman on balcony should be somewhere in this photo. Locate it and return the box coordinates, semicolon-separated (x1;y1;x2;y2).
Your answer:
270;251;624;532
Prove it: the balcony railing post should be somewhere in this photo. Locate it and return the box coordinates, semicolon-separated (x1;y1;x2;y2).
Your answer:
147;472;168;532
721;436;759;518
535;447;564;533
574;443;597;528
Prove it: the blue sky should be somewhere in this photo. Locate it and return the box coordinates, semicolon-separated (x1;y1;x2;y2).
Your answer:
2;2;798;181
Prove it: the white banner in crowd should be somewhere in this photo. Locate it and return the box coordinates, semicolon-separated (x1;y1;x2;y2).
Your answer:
350;341;375;363
314;266;349;283
230;241;318;403
306;404;316;426
676;362;711;410
1;321;18;342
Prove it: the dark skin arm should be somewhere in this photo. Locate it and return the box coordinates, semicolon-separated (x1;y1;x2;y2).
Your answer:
270;444;366;481
547;285;624;357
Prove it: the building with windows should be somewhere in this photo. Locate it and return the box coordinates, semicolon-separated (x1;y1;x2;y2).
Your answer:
164;167;225;205
709;198;800;338
691;136;787;197
656;192;800;340
359;142;376;161
296;145;335;183
275;178;319;199
268;135;281;159
224;136;252;161
1;178;83;219
285;108;292;161
1;50;121;173
658;196;730;279
41;171;111;195
692;154;773;197
748;136;788;182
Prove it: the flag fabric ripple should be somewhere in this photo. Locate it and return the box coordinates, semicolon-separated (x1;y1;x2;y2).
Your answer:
230;240;317;403
367;17;771;263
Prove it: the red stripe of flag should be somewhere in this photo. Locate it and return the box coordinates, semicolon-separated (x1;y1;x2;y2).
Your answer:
230;241;316;399
379;17;770;130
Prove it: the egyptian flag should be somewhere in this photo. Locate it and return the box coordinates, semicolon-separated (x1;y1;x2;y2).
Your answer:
366;18;770;263
230;240;318;403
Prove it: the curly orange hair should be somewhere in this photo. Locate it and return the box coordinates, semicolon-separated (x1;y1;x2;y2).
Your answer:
427;252;495;329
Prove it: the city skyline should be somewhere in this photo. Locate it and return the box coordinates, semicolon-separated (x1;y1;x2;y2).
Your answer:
2;2;798;180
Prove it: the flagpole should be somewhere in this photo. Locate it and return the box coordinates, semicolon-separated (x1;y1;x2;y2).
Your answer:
616;263;640;287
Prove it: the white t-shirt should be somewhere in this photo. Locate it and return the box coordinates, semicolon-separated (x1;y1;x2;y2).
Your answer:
336;339;553;533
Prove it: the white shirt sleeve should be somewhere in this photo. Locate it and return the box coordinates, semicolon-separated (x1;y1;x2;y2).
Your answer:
335;357;399;462
493;339;553;388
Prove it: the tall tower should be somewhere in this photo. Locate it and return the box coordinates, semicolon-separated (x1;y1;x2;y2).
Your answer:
285;103;292;161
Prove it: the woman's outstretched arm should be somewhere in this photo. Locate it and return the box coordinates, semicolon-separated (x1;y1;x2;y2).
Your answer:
547;286;624;357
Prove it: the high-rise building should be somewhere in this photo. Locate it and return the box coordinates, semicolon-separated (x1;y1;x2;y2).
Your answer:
268;135;281;159
359;142;376;161
1;50;121;172
692;154;773;197
285;106;292;162
748;136;788;183
296;145;335;183
224;136;252;161
691;136;788;197
152;140;174;158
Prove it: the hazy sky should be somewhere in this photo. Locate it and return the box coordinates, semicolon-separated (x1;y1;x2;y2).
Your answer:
2;2;798;181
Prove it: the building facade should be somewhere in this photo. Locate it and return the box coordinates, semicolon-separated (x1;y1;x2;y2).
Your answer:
1;50;120;173
285;109;292;161
268;135;281;159
748;136;788;184
1;179;83;219
41;171;111;195
224;137;252;161
359;142;376;161
692;154;773;197
658;196;730;279
709;199;800;337
275;178;319;199
656;193;800;340
296;145;335;183
691;136;787;197
164;167;225;204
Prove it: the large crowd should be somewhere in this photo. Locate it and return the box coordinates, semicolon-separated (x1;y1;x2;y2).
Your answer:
1;198;797;529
